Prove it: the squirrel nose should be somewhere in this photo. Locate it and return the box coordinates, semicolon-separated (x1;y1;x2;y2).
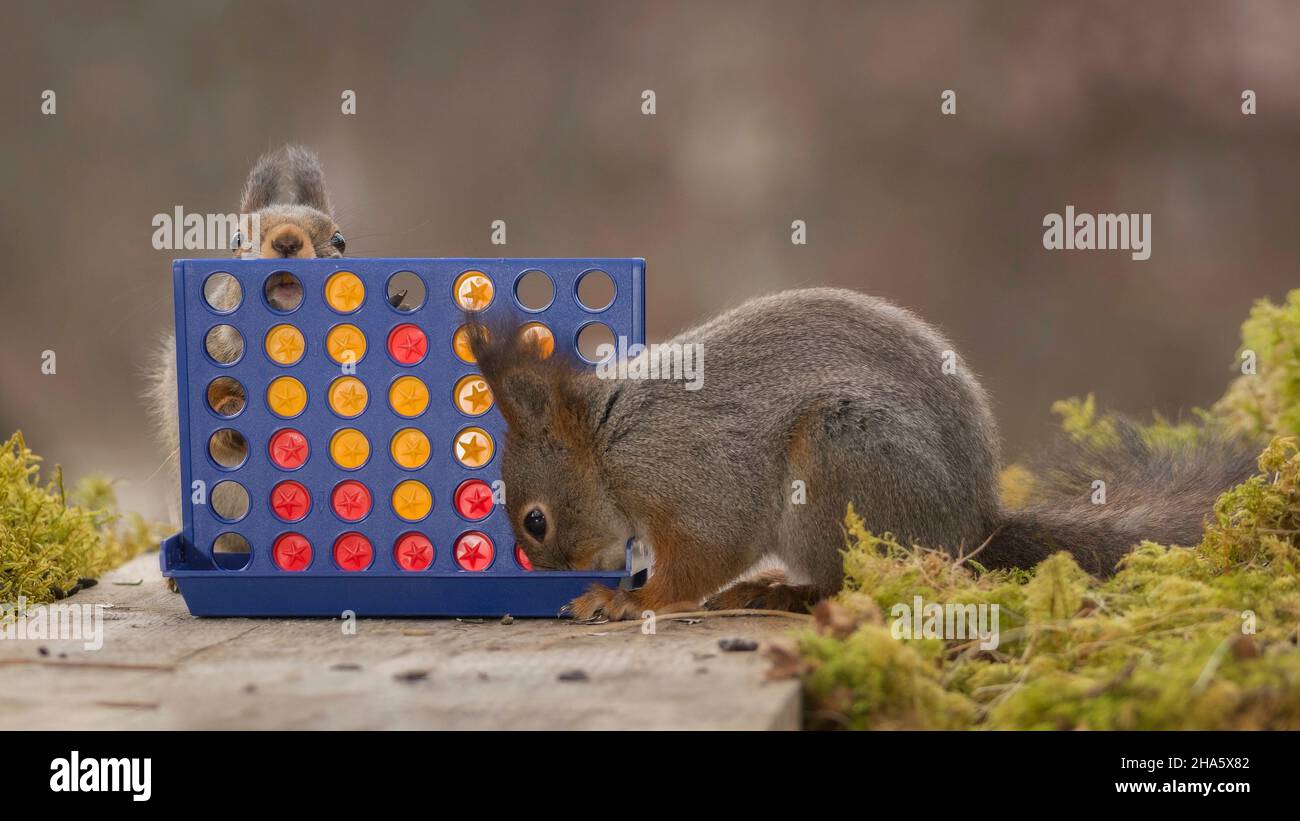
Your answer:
261;224;314;258
271;232;303;257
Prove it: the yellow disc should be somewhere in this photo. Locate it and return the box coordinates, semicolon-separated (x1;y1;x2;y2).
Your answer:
265;324;305;365
390;428;431;470
266;376;307;418
453;271;494;311
389;375;430;417
325;271;365;313
330;428;371;470
328;376;369;418
326;324;367;365
453;324;481;363
392;479;433;521
519;322;555;359
453;374;493;416
454;426;494;468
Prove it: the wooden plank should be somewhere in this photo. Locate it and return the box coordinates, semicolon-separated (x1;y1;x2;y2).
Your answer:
0;553;802;730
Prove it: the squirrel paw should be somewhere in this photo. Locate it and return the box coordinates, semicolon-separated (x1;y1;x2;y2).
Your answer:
703;578;822;613
561;584;644;622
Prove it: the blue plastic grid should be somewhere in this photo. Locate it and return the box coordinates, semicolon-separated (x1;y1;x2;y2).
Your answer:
160;258;646;616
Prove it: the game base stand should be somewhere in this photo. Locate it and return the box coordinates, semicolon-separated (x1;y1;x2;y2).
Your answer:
161;258;647;616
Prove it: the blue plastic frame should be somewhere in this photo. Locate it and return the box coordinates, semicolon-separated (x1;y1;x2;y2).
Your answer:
161;258;646;617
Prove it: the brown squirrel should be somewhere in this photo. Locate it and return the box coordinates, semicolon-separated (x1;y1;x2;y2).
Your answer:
147;146;346;518
468;289;1258;620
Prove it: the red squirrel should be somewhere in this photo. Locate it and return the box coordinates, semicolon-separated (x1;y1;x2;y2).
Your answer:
467;290;1257;620
147;146;346;520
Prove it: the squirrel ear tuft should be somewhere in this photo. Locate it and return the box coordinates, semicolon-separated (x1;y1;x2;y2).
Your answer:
240;145;332;214
465;314;599;446
466;314;560;430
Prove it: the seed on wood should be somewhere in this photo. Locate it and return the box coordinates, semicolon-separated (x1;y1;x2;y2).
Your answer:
718;638;759;652
394;669;430;683
557;669;589;682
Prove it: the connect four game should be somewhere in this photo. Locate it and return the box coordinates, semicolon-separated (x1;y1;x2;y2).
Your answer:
160;258;646;616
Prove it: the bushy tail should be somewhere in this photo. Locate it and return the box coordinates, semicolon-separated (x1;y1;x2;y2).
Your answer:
983;422;1260;575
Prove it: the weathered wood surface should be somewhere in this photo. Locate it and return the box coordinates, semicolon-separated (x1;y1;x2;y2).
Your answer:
0;553;802;730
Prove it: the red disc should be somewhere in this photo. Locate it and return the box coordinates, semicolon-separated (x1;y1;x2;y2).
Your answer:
273;532;312;571
268;429;309;470
333;532;374;572
515;544;534;571
331;480;372;522
454;531;494;571
453;479;494;520
387;323;428;365
395;532;434;571
270;480;310;522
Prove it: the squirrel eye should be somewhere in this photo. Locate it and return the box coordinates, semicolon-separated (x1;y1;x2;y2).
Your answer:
329;231;346;253
524;508;547;540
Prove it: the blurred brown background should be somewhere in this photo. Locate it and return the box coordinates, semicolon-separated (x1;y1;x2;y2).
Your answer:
2;1;1298;521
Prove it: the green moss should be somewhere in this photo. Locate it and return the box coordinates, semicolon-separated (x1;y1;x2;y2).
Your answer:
1052;393;1209;450
792;292;1300;730
1051;393;1119;447
998;464;1035;509
1215;289;1300;439
0;432;162;607
796;481;1300;729
801;624;977;730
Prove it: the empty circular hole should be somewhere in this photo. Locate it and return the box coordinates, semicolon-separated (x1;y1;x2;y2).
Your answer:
211;481;250;522
205;325;245;366
576;270;615;312
576;322;616;363
387;271;426;312
264;271;304;312
203;273;242;313
515;270;554;311
208;428;248;469
206;376;246;418
212;533;252;570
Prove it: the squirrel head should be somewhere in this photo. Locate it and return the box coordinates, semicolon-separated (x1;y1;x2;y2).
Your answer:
467;319;634;571
234;146;346;309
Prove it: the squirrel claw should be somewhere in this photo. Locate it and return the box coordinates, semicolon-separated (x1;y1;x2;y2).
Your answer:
564;584;642;622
